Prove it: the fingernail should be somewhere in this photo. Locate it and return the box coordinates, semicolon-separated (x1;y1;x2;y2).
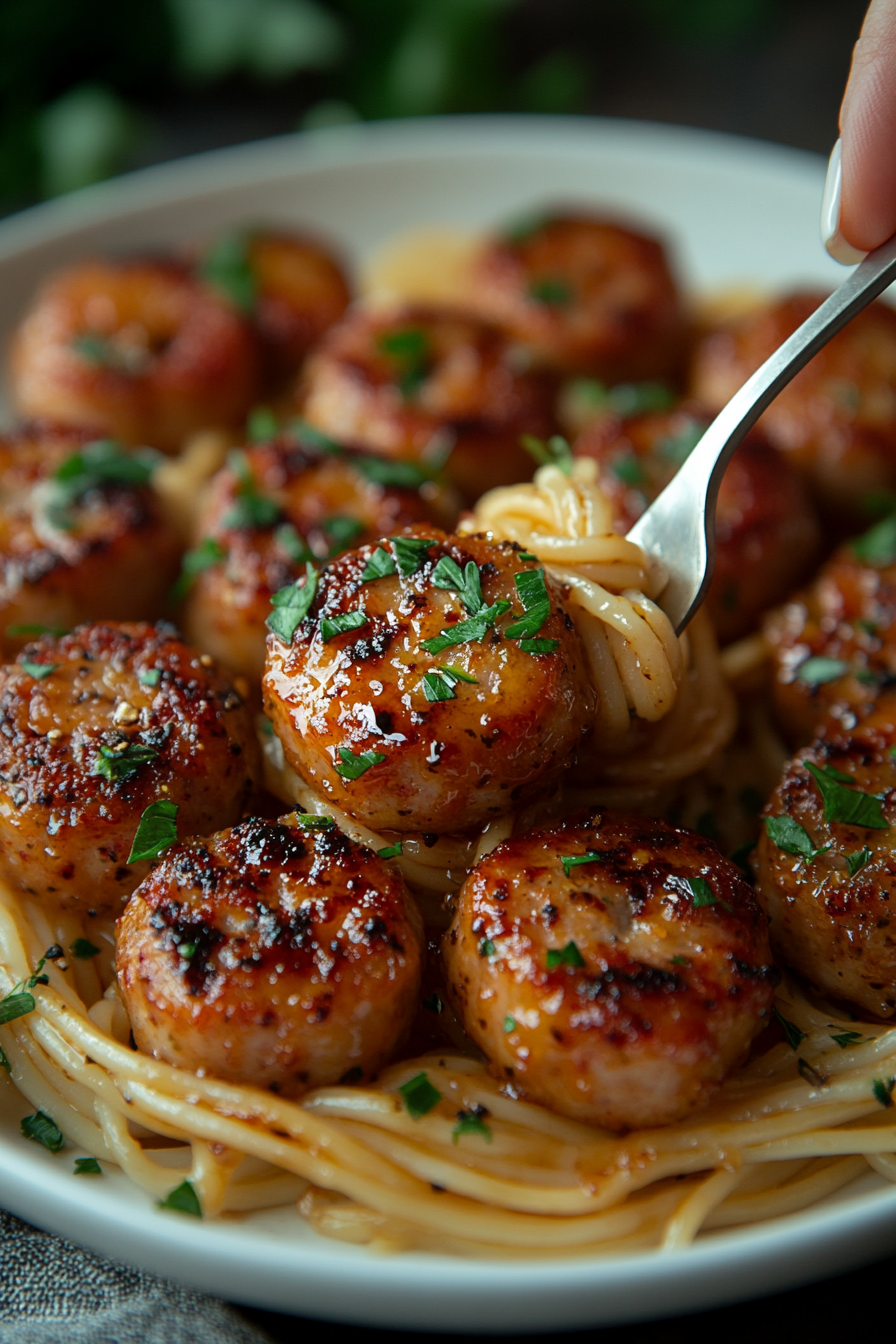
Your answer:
821;138;867;265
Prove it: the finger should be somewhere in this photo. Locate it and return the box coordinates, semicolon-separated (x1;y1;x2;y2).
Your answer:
840;0;896;252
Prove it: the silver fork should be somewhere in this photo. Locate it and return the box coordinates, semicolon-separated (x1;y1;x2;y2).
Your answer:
626;232;896;633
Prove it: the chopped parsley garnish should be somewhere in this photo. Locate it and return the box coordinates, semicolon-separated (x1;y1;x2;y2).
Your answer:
560;851;605;878
6;623;67;638
334;747;386;781
287;418;344;455
177;943;196;960
796;656;850;686
873;1076;896;1108
607;381;676;417
391;535;436;576
773;1006;807;1050
478;938;495;957
0;948;61;1026
670;956;690;967
398;1071;441;1119
319;609;368;642
657;422;704;467
505;568;551;640
528;277;573;305
503;1015;516;1033
20;661;58;681
423;992;443;1013
171;537;226;601
0;992;36;1026
378;327;431;399
322;515;365;553
274;523;312;564
127;799;179;863
158;1179;203;1217
21;1110;65;1151
71;332;117;366
798;1058;827;1088
854;513;896;567
200;232;255;313
764;815;831;864
354;457;430;489
440;664;477;684
0;1047;10;1071
71;938;101;959
73;1157;102;1175
420;601;511;655
830;1029;871;1049
802;761;889;830
546;941;586;970
612;452;646;487
421;671;457;702
686;876;732;912
361;546;398;582
247;406;279;442
452;1107;492;1144
431;556;484;614
518;551;537;561
520;638;559;654
138;668;162;688
377;841;403;860
223;451;282;530
521;433;573;476
46;439;156;529
503;212;546;244
267;563;318;644
92;742;159;782
845;847;874;878
295;814;335;830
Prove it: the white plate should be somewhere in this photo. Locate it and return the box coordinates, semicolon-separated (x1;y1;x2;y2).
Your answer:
0;116;892;1333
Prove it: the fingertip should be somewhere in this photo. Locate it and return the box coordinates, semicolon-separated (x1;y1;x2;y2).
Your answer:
821;140;867;265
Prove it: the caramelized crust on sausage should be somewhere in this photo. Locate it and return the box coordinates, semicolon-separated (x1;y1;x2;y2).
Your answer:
0;622;260;917
464;214;684;381
690;293;896;523
299;304;556;501
263;528;595;835
183;435;455;683
10;261;258;452
755;696;896;1017
0;424;181;659
574;406;820;644
444;811;775;1130
117;816;423;1095
245;231;351;386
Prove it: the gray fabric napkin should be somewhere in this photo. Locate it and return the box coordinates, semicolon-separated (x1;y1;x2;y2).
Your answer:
0;1208;273;1344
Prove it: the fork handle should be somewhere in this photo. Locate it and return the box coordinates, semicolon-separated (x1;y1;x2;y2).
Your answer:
626;231;896;634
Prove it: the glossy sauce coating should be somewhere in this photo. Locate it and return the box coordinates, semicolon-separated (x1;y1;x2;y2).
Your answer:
299;304;556;501
117;816;423;1095
444;811;775;1130
183;435;454;684
756;695;896;1017
464;214;684;381
574;406;820;644
0;622;260;918
762;536;896;745
0;425;181;659
10;260;258;452
263;527;595;835
690;292;896;522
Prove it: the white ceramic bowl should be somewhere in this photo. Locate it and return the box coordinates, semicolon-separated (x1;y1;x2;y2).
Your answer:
1;116;892;1333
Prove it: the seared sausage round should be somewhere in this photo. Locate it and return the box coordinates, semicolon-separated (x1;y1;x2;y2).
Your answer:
263;527;595;835
0;622;260;918
444;811;776;1130
117;815;423;1095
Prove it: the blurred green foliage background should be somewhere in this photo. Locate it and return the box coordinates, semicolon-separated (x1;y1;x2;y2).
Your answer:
0;0;868;213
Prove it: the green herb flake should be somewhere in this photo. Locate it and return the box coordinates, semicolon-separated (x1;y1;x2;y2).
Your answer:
391;535;436;576
295;814;335;831
873;1076;896;1107
46;439;156;530
520;638;559;654
560;851;605;878
73;1156;102;1175
506;568;551;641
20;661;59;681
528;277;573;306
0;992;35;1026
420;601;511;656
247;406;279;442
6;623;67;638
854;513;896;567
670;956;690;968
200;232;255;314
796;656;850;686
354;457;430;489
334;747;386;781
478;938;496;957
92;741;159;782
421;671;456;702
798;1058;827;1088
422;992;443;1013
378;328;429;361
398;1071;441;1119
503;1015;516;1033
431;556;484;614
286;418;343;455
267;563;318;644
608;382;676;417
0;1046;10;1072
803;761;889;830
71;938;101;960
830;1030;871;1049
774;1005;807;1050
518;551;537;561
320;609;368;642
127;799;179;864
177;942;196;960
158;1179;203;1217
657;422;704;467
846;847;874;878
439;664;477;684
274;523;312;565
223;450;282;531
21;1110;65;1152
361;546;398;582
377;842;403;860
686;876;733;912
322;515;365;554
138;668;162;688
452;1108;492;1144
764;814;831;864
171;537;226;601
612;452;646;487
520;433;573;476
546;940;586;970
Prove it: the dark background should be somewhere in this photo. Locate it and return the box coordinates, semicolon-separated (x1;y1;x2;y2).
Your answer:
3;0;888;1339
